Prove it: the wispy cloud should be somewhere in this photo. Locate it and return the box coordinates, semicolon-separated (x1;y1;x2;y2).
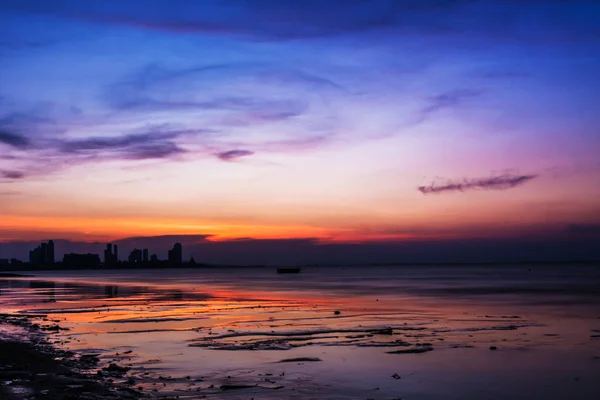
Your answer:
124;142;187;160
420;89;483;117
0;190;21;196
0;0;401;40
261;135;330;152
52;126;207;161
106;63;337;126
0;131;31;149
0;96;331;181
418;173;537;194
6;0;595;45
216;149;254;162
0;124;208;182
1;170;25;180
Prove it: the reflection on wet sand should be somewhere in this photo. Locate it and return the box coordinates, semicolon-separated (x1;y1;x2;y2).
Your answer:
1;266;600;399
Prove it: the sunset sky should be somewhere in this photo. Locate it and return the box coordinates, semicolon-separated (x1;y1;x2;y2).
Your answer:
1;0;599;255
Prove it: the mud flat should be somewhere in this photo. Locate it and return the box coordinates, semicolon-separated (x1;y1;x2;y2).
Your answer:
2;266;600;399
0;314;141;400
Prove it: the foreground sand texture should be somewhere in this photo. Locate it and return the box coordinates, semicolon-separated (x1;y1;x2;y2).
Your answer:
1;265;600;399
0;314;142;400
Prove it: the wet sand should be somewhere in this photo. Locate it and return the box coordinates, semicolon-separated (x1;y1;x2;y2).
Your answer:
0;314;141;400
1;265;599;399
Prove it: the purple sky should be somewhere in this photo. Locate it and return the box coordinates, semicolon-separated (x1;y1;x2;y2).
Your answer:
1;1;600;262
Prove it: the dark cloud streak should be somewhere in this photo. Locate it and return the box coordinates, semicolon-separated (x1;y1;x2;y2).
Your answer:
1;170;25;180
4;0;596;45
58;129;194;160
0;131;31;149
124;142;187;160
105;63;335;124
419;174;537;194
216;149;254;162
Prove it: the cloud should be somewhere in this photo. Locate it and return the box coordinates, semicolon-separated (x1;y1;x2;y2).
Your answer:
262;135;330;152
1;170;25;180
0;190;20;196
112;96;307;123
57;127;200;160
0;131;31;149
105;63;336;124
0;0;403;40
1;111;55;126
216;149;254;162
6;0;597;46
418;173;537;194
0;123;208;182
124;142;187;160
60;132;173;153
0;95;327;181
420;89;483;116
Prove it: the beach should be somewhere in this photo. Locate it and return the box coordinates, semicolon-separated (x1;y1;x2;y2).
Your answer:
1;265;600;399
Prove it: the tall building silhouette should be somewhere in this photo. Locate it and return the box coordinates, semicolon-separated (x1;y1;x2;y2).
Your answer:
46;240;55;264
128;249;142;263
104;243;118;265
41;243;48;261
168;243;183;265
29;241;55;265
29;246;42;264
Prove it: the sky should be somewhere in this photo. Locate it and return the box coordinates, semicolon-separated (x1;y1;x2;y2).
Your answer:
1;0;600;262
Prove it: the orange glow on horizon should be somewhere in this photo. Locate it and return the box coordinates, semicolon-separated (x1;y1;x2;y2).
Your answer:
0;213;574;244
0;214;336;242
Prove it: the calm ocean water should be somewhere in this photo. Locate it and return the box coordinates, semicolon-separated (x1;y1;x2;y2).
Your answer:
2;265;600;399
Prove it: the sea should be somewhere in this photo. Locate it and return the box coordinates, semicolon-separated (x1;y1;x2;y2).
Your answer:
1;264;599;399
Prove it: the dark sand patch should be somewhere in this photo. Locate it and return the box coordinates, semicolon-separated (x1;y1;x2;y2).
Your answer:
0;316;141;400
188;326;430;350
386;344;434;354
277;357;322;363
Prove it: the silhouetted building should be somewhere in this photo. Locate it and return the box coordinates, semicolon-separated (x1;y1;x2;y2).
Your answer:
104;244;111;264
143;249;148;263
29;247;41;264
62;253;100;268
29;241;55;265
104;243;118;265
128;249;142;263
150;254;158;262
41;243;47;261
46;240;55;264
168;243;182;265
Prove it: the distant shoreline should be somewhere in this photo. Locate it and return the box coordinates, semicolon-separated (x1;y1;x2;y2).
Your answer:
0;272;33;277
1;259;599;273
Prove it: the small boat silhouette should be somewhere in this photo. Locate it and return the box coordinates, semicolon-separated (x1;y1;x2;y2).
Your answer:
277;268;301;274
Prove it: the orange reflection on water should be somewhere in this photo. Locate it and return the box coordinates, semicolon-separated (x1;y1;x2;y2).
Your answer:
2;269;600;400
